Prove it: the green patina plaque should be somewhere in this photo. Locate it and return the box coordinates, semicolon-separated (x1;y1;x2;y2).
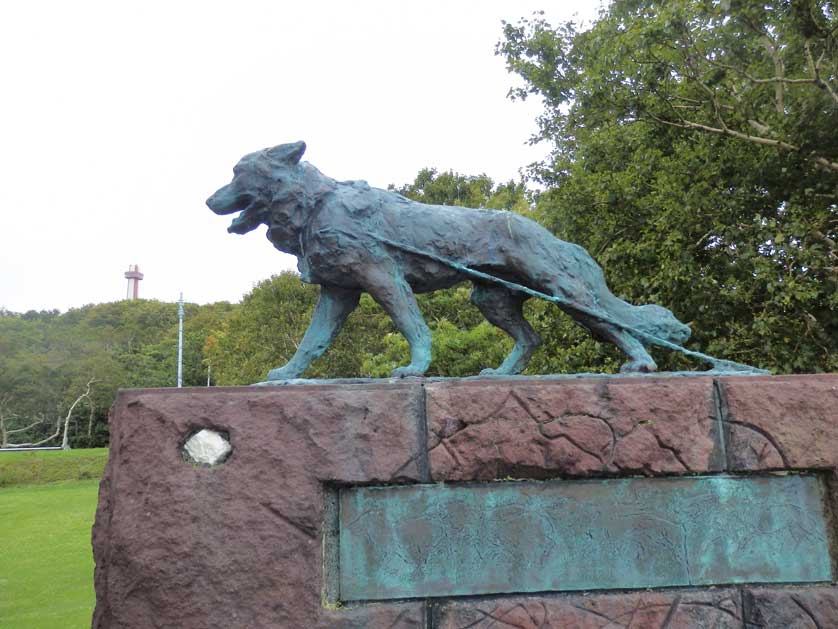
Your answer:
338;475;832;601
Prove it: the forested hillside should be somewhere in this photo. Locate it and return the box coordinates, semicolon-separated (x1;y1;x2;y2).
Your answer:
0;300;235;448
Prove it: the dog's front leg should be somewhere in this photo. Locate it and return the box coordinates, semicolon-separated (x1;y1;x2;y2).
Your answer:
266;285;361;381
360;266;431;378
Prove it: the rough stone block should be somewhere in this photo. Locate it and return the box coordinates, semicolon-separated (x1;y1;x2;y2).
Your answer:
433;589;742;629
742;586;838;628
720;374;838;470
92;384;424;628
93;375;838;627
426;377;722;481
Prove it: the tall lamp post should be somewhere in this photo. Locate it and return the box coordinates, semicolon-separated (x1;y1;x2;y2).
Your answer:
177;293;184;388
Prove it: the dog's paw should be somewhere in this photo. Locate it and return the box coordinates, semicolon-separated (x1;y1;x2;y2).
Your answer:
480;367;516;376
480;366;524;376
391;365;426;378
619;359;657;374
266;366;301;381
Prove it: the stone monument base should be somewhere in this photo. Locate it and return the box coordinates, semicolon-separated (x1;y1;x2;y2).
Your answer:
92;375;838;628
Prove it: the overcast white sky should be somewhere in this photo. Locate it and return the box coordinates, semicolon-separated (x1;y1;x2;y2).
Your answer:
1;1;600;313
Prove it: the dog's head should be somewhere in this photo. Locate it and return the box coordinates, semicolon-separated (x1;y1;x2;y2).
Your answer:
207;141;307;234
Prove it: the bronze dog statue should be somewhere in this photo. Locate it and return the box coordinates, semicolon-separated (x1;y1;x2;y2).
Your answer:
208;141;691;380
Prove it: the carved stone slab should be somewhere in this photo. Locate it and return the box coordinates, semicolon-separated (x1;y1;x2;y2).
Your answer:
339;474;832;601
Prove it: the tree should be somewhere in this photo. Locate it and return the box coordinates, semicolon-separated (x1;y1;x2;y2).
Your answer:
498;0;838;373
204;272;320;384
204;272;402;383
0;395;47;448
391;168;530;213
0;379;95;449
60;378;95;449
502;2;838;172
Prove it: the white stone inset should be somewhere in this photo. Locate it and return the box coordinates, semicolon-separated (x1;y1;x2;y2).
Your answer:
183;429;231;465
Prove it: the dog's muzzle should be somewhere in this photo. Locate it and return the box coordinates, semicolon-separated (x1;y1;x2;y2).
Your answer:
206;185;245;215
207;185;267;235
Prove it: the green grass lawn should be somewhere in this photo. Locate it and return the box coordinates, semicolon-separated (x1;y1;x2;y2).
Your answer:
0;450;106;628
0;448;108;488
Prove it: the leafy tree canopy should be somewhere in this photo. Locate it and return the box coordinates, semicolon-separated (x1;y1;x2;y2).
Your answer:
499;0;837;372
0;299;233;447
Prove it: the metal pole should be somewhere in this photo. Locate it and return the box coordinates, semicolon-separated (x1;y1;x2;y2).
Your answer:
207;363;211;387
0;446;63;453
177;293;184;388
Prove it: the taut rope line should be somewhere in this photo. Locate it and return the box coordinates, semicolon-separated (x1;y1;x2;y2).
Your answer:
319;227;767;374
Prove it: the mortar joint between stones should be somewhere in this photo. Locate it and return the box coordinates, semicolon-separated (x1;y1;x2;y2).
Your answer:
712;379;730;472
418;383;431;483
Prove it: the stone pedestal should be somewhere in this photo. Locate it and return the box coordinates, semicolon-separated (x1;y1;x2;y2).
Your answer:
92;375;838;628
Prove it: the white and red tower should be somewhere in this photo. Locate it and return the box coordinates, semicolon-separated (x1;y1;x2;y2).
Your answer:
124;265;144;300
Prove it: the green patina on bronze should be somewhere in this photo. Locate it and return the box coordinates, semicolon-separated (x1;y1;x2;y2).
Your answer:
338;475;832;601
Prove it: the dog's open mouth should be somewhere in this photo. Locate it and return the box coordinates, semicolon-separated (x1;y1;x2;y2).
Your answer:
227;202;267;234
207;188;267;235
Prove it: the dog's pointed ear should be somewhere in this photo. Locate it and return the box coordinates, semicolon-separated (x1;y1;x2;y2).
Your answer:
265;141;306;165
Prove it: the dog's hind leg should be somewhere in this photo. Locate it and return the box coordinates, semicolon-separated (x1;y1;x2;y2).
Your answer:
470;283;541;375
359;265;432;378
266;285;361;381
574;312;657;373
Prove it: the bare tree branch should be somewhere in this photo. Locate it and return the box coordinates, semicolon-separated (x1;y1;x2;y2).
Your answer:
646;112;838;173
760;35;785;113
804;37;838;106
702;47;837;105
8;416;62;448
5;417;47;436
0;396;18;448
86;401;96;441
61;378;97;450
2;378;98;449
